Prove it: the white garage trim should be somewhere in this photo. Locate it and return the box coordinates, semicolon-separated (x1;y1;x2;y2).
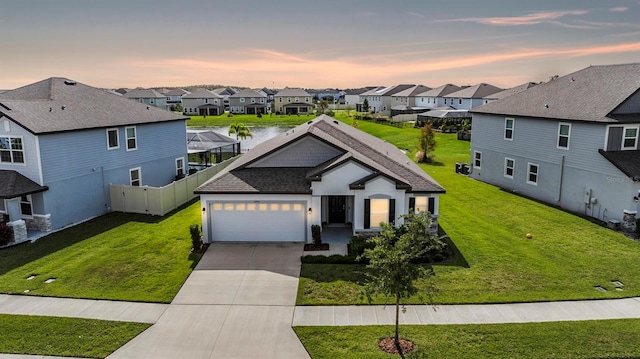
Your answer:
208;201;307;242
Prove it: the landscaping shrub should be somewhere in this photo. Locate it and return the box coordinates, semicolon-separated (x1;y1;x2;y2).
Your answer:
0;223;12;245
311;224;322;246
349;234;375;256
189;224;202;251
301;254;363;264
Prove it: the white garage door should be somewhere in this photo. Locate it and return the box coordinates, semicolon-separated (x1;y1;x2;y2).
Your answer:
209;201;306;242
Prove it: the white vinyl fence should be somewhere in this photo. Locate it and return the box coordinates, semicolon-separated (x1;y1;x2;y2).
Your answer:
109;158;237;216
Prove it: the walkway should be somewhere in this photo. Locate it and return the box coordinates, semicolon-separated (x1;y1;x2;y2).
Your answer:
293;297;640;326
107;243;310;359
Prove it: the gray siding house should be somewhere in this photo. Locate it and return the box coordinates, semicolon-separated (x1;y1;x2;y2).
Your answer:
182;89;224;116
444;83;502;110
414;84;462;109
123;88;169;110
228;89;267;114
470;63;640;225
0;78;188;235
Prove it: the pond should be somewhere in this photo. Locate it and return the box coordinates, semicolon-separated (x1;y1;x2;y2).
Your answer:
189;126;291;152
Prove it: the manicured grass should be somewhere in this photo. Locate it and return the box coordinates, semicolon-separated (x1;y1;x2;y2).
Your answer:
295;319;640;359
186;113;313;127
298;118;640;305
0;201;203;303
0;314;149;358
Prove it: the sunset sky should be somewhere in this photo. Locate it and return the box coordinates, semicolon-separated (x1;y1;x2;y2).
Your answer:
2;0;640;90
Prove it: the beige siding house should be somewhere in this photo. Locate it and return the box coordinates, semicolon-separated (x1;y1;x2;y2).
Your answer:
274;88;313;115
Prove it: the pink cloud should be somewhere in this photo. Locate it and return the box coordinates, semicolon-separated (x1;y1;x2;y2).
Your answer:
610;7;629;12
437;10;589;26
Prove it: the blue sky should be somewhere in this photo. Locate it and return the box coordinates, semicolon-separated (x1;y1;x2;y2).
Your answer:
1;0;639;89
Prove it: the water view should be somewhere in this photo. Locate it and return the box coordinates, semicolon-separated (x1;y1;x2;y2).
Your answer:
190;126;290;152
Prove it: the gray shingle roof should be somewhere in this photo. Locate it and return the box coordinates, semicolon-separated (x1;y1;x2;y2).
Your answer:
123;88;166;99
415;84;462;97
0;78;187;134
472;63;640;123
275;88;312;97
182;88;222;99
391;85;431;97
230;89;267;98
0;170;49;199
484;82;538;100
599;149;640;180
165;88;190;96
360;84;416;97
443;83;502;99
195;115;445;194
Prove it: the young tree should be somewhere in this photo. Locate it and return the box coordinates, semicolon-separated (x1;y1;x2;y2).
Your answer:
416;123;436;163
317;100;329;114
228;123;253;140
362;98;370;113
345;104;353;117
359;212;444;357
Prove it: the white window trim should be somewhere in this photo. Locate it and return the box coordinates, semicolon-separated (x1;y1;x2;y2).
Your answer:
473;151;482;169
557;122;571;150
370;198;389;229
0;135;26;165
504;157;515;179
20;194;33;218
526;162;539;186
130;167;141;186
240;98;245;103
106;128;119;150
504;118;514;141
125;126;137;151
622;125;639;150
176;157;185;176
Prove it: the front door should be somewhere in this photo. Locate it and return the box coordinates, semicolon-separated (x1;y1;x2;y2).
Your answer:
328;196;346;224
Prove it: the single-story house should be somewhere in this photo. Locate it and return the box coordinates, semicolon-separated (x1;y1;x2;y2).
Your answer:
195;115;445;243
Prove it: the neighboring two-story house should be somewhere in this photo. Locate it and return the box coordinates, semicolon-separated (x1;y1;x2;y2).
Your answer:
0;77;188;233
166;88;190;104
274;88;313;115
123;88;170;110
228;89;267;115
182;88;224;116
443;83;502;110
470;63;640;225
359;84;416;116
415;84;462;109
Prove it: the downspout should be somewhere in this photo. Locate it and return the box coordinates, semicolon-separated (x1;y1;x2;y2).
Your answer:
556;155;565;202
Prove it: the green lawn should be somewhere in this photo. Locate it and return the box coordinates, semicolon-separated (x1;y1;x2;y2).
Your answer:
295;319;640;359
298;117;640;305
0;201;203;303
0;314;149;358
186;113;313;127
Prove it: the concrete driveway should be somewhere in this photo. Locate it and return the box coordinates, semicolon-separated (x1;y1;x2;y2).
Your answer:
108;243;310;359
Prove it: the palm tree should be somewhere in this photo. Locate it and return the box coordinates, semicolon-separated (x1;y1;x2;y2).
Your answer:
228;123;253;140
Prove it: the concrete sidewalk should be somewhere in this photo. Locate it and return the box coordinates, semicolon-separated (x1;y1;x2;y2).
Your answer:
0;294;168;323
293;297;640;326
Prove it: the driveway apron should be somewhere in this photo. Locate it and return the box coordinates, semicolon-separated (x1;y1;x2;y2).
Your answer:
108;243;310;359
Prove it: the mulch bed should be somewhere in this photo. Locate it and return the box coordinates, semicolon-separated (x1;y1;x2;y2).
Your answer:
378;337;415;355
303;243;330;251
191;243;210;254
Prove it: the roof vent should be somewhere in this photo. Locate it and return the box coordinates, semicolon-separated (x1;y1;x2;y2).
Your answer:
146;106;150;110
307;121;312;125
333;120;339;125
64;80;76;86
544;104;549;109
49;107;52;112
61;105;66;110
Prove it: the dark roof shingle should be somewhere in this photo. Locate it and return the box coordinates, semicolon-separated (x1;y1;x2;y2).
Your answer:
0;170;48;199
0;78;187;134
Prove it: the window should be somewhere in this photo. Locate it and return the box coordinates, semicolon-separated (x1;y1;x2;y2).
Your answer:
240;98;245;103
260;98;265;103
370;198;389;228
504;158;515;178
106;128;119;149
414;197;427;213
176;157;184;176
558;123;570;149
306;97;309;102
504;118;514;140
130;168;141;186
527;163;539;185
125;126;137;151
458;98;462;105
251;98;255;103
0;136;25;164
623;127;638;149
214;99;219;104
473;151;482;169
287;97;291;102
20;195;32;217
279;97;282;103
205;98;209;104
295;97;299;102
